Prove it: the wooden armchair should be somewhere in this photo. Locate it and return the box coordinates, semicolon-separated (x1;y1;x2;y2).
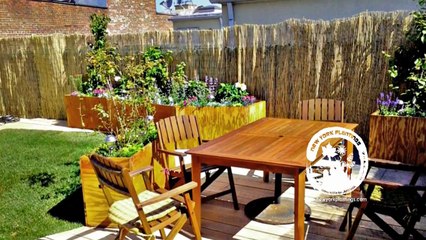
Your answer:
89;154;201;240
339;157;426;240
155;115;239;210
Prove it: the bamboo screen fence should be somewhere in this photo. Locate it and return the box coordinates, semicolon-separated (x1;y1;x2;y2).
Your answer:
0;11;412;139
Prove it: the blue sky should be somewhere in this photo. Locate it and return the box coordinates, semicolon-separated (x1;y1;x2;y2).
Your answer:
156;0;218;14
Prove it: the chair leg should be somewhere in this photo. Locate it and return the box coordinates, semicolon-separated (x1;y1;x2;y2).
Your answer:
116;227;129;240
346;201;368;240
166;214;188;240
402;215;424;240
227;167;239;210
184;193;202;240
365;211;402;240
339;203;354;231
160;229;167;239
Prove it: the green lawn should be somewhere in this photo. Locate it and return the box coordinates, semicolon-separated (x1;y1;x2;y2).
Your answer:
0;129;103;240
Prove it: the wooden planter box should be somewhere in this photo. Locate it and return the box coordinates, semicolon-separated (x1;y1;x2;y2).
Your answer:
65;95;266;140
369;111;426;166
80;142;166;227
64;95;108;129
64;95;151;130
155;101;266;140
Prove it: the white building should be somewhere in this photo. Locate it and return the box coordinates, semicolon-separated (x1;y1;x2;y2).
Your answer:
210;0;418;27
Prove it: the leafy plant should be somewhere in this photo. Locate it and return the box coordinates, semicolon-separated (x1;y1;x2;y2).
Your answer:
82;13;122;96
84;46;121;95
90;13;110;50
385;0;426;117
143;47;173;97
93;86;157;157
215;82;249;106
82;14;158;158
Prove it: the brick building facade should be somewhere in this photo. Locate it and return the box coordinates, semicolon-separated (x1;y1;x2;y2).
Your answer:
0;0;171;38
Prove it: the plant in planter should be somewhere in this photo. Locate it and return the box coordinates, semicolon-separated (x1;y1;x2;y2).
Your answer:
382;0;426;117
75;13;165;227
370;0;426;164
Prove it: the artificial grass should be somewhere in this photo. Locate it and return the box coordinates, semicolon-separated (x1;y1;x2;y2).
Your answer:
0;129;103;240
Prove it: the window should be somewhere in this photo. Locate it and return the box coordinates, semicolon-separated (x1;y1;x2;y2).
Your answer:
35;0;107;8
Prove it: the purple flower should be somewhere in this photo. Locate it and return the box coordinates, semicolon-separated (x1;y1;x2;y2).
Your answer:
71;91;79;96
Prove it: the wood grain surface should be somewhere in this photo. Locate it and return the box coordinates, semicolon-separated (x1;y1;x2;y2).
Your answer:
369;111;426;166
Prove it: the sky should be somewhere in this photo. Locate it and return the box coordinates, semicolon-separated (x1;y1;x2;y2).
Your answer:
156;0;219;14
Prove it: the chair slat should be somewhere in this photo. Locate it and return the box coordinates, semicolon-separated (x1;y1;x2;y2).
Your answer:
335;100;342;122
164;117;175;145
176;116;187;140
315;99;321;120
188;115;199;140
170;116;181;142
308;99;315;120
321;99;328;121
182;115;193;139
157;120;170;145
301;101;308;120
328;99;335;121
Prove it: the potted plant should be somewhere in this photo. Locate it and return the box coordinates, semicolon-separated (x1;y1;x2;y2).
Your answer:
79;94;160;227
70;14;163;227
369;0;426;164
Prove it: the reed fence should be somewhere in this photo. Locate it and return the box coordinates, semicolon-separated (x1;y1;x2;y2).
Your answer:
0;11;412;139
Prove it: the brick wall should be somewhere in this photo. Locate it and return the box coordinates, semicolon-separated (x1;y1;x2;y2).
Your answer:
107;0;171;34
0;0;171;38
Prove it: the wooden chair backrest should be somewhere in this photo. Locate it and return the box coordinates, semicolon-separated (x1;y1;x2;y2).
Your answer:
298;99;344;122
156;115;202;150
90;154;166;233
90;154;131;197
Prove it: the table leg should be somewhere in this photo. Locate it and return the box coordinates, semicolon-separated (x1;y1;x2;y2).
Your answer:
274;173;282;202
294;169;305;240
191;155;202;228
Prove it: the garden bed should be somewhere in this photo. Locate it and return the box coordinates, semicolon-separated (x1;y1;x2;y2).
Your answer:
155;101;266;140
65;95;266;140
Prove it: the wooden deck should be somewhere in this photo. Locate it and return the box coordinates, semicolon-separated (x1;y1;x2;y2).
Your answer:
190;168;426;240
42;168;426;240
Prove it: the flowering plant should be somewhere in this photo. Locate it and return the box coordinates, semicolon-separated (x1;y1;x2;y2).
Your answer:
214;82;252;106
376;92;404;116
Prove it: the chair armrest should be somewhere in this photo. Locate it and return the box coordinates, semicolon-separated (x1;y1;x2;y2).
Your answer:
155;188;186;203
129;165;154;177
157;148;187;158
363;178;426;191
369;158;419;171
137;181;198;208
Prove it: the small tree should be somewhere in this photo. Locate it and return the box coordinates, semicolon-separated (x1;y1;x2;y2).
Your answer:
387;0;426;116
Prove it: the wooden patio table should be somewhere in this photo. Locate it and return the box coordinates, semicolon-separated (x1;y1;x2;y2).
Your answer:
187;117;358;240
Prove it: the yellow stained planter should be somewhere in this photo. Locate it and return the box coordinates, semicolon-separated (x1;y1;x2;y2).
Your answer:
155;101;266;140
